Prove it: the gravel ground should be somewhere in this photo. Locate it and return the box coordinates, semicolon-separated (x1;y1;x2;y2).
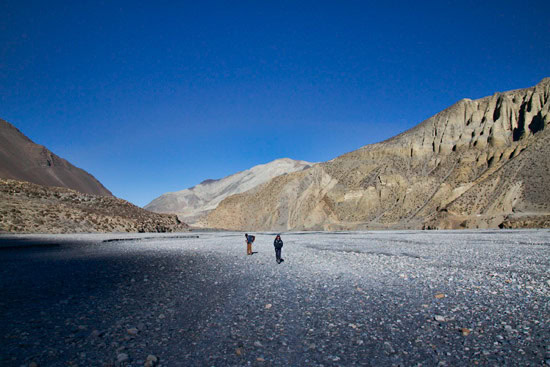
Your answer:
0;230;549;366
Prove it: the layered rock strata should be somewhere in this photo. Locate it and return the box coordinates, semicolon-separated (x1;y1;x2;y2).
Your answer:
207;78;550;230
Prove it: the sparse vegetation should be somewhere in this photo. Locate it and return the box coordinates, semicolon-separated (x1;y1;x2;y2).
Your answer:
0;178;189;233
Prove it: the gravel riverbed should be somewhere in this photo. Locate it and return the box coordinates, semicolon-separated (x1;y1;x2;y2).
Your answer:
1;230;549;366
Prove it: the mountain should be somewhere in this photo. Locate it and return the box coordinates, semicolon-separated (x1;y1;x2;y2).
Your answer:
0;119;188;233
144;158;313;225
0;118;112;196
206;78;550;231
0;178;188;233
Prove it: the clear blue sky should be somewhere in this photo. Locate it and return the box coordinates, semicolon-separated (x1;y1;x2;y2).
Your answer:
1;1;549;207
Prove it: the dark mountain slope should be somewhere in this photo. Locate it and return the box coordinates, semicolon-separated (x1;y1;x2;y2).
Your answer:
0;118;112;196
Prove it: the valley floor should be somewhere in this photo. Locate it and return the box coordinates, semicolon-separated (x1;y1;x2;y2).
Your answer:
0;230;549;366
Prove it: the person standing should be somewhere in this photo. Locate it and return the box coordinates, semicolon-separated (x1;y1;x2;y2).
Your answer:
273;234;284;263
245;233;255;255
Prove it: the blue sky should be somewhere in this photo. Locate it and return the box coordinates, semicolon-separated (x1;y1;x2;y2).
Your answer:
1;1;549;207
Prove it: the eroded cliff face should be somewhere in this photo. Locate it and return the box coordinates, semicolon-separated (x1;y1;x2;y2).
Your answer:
207;78;550;230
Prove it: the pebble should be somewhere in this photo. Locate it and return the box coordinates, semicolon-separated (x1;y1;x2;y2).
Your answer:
117;353;129;363
91;330;103;338
434;315;446;322
384;342;396;354
144;354;158;367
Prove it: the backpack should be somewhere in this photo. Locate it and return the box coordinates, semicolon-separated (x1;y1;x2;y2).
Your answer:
248;235;255;243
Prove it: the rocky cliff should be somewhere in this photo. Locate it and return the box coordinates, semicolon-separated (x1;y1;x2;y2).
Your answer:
0;118;112;196
206;78;550;230
145;158;313;225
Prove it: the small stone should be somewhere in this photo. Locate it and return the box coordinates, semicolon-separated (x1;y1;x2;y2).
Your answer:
384;342;395;354
116;346;127;353
265;304;272;309
29;363;39;367
117;353;129;363
254;341;263;348
434;315;446;322
235;348;243;356
461;328;471;336
144;354;158;367
127;328;139;335
256;357;265;362
91;330;103;338
435;293;446;299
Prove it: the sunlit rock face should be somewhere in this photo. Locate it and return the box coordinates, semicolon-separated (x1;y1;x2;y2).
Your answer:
144;158;313;226
207;78;550;230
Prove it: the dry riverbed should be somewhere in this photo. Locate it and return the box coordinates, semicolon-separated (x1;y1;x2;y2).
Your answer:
0;230;549;366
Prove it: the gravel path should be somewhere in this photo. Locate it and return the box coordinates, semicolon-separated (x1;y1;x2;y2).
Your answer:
1;230;549;366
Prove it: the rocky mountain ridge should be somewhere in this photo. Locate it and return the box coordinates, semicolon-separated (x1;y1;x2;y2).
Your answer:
206;78;550;230
0;178;188;233
145;158;313;225
0;118;112;196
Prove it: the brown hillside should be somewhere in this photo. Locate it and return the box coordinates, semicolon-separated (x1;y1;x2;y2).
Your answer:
0;118;112;196
207;78;550;230
0;178;188;233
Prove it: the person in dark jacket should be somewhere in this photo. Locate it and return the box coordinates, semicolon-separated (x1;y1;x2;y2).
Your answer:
273;234;284;263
